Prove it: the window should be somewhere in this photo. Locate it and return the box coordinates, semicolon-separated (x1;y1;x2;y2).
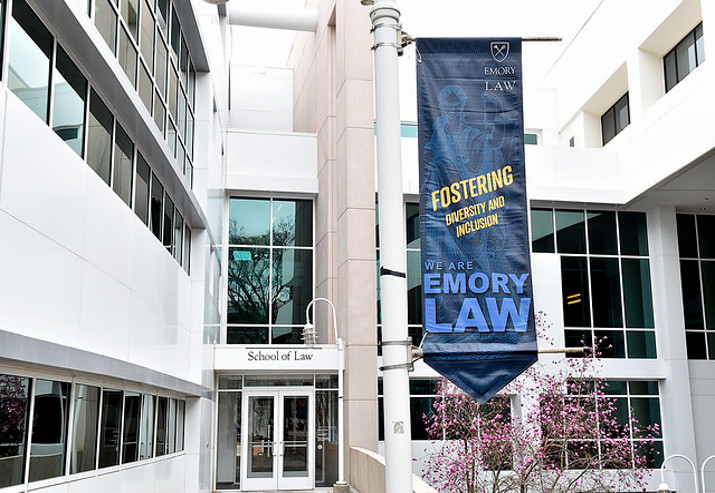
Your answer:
0;374;31;488
564;380;663;469
118;26;137;86
121;393;141;464
677;214;715;359
8;0;52;123
532;209;656;358
156;396;168;456
135;153;151;224
113;123;134;206
70;385;100;474
99;389;122;468
150;172;164;240
601;93;630;145
227;198;314;344
87;90;113;184
665;23;704;92
139;394;155;460
28;380;70;482
94;0;117;52
378;379;439;441
163;193;175;252
52;46;87;157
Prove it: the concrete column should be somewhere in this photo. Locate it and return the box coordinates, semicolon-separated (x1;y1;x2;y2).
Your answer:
647;206;698;491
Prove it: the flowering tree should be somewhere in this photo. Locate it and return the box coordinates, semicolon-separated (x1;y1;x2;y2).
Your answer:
0;374;29;458
421;318;659;492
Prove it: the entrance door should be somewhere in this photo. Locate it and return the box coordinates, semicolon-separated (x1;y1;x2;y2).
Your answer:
241;389;314;491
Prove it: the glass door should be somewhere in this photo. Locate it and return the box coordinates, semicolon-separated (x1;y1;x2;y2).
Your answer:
241;389;314;491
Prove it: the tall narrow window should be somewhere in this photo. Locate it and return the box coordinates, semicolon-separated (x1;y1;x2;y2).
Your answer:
121;393;141;464
139;394;155;460
150;173;163;240
134;153;150;224
94;0;117;53
163;194;174;252
113;123;134;206
8;0;52;122
120;0;139;41
118;26;137;86
139;0;154;66
28;380;70;482
0;375;31;488
52;46;87;156
174;213;184;262
70;385;100;474
156;396;168;456
87;90;113;184
99;390;123;468
601;93;630;145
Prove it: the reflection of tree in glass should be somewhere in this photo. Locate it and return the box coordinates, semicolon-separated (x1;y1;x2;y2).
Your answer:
0;375;29;458
227;215;297;324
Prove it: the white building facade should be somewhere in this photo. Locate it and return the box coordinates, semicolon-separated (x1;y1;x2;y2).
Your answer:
0;0;712;492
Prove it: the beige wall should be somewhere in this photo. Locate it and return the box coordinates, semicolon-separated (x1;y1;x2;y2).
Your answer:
288;0;379;481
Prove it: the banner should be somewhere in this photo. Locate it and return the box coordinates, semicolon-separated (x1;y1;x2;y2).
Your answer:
417;38;536;403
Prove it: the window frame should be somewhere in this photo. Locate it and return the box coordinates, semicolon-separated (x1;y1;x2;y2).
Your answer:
664;22;705;93
600;92;630;146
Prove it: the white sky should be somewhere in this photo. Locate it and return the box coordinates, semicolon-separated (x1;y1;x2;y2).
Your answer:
230;0;602;68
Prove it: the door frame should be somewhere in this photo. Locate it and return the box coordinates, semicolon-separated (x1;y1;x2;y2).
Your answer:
240;387;315;491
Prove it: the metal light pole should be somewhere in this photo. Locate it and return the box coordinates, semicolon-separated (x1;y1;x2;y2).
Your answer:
304;298;346;487
702;455;715;493
659;454;700;493
363;1;414;492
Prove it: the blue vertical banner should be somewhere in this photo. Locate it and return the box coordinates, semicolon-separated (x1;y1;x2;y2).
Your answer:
417;38;537;403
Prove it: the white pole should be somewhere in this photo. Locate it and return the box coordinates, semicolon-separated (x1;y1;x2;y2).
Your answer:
368;1;414;492
701;455;715;493
660;454;700;493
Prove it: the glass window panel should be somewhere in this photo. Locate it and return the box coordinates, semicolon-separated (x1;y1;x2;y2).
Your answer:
227;326;269;344
407;250;422;325
155;35;167;96
176;401;184;452
167;399;176;454
587;211;617;255
139;394;154;460
590;257;622;328
177;139;185;175
155;397;167;456
677;214;698;257
531;208;555;253
168;64;178;117
113;123;134;206
664;50;677;92
163;194;174;252
139;0;153;66
118;26;137;86
272;326;303;344
622;259;655;328
218;376;243;390
315;375;338;389
273;200;312;247
178;89;187;138
227;247;270;324
614;94;630;134
154;92;165;134
138;61;152;112
216;392;241;489
697;215;715;258
709;333;715;360
53;46;87;157
170;7;180;63
695;23;705;66
229;199;270;245
70;384;100;474
87;89;113;184
183;225;191;272
188;64;196;108
314;390;338;486
601;107;615;145
626;331;657;359
28;380;70;482
594;330;625;358
186;158;193;188
247;396;274;478
272;248;313;325
150;172;163;240
636;440;664;468
630;397;662;438
629;381;659;396
120;0;139;40
410;397;433;440
99;389;122;468
9;0;52;123
134;152;150;224
121;393;141;464
561;256;591;327
618;212;649;256
174;213;184;263
680;259;704;329
0;375;31;488
156;0;168;37
555;210;586;254
180;36;189;87
95;0;117;52
167;120;177;156
406;202;420;249
603;380;627;395
702;261;715;330
686;331;707;359
186;111;194;158
676;31;696;82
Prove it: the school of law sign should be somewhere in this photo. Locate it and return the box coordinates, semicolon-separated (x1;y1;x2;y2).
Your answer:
417;37;537;403
214;345;340;371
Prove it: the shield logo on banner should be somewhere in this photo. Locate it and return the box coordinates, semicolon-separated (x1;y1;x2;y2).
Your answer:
490;41;510;62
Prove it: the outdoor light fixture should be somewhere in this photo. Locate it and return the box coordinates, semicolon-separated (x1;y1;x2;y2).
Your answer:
301;321;317;348
657;482;671;493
